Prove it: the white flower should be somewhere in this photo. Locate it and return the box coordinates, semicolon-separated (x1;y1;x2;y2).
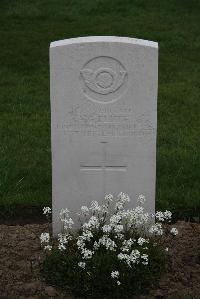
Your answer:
114;224;123;233
110;214;122;225
154;210;172;222
137;194;146;204
59;208;69;218
58;233;72;251
115;201;124;210
149;223;163;236
121;239;135;252
125;206;149;228
102;224;112;233
83;216;100;230
60;208;72;229
58;243;66;251
111;270;119;279
170;227;178;236
155;211;165;222
80;230;93;242
81;206;89;214
165;247;169;252
105;194;113;202
58;233;72;244
118;192;130;203
93;241;100;250
90;200;101;212
117;253;127;261
102;204;109;213
137;237;149;246
163;210;172;220
130;249;140;264
115;192;130;210
99;236;117;251
118;249;140;267
117;280;121;286
44;245;52;251
40;232;50;244
123;238;135;247
43;207;51;215
141;254;148;265
81;248;94;260
63;218;74;229
78;262;86;269
77;237;85;250
115;233;124;240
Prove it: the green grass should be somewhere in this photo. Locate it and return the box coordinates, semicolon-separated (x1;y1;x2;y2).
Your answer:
0;0;199;218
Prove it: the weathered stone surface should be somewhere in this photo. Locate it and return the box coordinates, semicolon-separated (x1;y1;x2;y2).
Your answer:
50;36;158;234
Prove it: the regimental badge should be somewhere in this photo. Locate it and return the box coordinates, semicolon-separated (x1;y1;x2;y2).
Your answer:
80;56;128;104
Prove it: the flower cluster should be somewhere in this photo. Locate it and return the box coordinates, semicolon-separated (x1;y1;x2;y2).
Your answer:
170;227;178;236
111;270;121;285
60;208;74;230
40;193;179;290
43;206;51;216
149;223;163;235
40;232;52;251
154;210;172;222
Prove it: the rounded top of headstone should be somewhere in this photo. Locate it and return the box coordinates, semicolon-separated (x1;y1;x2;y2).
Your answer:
50;36;158;49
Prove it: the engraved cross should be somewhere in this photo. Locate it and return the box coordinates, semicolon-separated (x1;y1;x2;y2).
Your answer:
80;142;127;193
80;142;127;172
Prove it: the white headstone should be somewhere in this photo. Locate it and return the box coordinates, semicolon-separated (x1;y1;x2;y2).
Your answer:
50;36;158;235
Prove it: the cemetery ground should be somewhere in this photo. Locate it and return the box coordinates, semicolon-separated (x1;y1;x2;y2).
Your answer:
0;0;200;298
0;221;200;298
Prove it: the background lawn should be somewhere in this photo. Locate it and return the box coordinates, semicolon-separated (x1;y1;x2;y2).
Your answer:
0;0;199;219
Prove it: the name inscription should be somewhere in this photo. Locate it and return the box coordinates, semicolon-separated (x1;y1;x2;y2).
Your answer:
58;102;155;137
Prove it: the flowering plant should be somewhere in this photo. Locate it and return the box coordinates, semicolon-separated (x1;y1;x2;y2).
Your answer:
40;193;178;299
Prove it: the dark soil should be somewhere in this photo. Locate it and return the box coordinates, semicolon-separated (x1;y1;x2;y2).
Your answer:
0;221;200;299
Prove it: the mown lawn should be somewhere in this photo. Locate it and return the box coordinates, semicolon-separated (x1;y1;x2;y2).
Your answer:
0;0;199;218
